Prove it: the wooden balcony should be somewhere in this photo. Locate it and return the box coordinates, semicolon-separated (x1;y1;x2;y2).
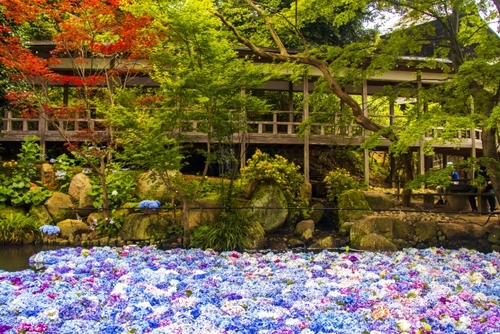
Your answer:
1;111;484;154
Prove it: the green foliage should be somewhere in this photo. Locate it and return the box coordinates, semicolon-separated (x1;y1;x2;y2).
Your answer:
407;160;474;190
324;168;366;202
190;210;251;251
16;136;41;180
0;136;51;208
308;147;365;183
88;164;138;209
24;187;53;206
240;149;307;207
50;153;79;192
369;153;390;185
0;214;42;244
97;215;124;238
108;90;186;174
407;166;456;190
121;0;273;194
189;176;244;200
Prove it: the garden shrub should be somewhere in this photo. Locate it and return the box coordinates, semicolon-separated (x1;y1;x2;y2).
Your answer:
190;210;251;251
324;168;366;203
92;214;125;238
88;163;139;210
0;136;52;208
239;149;307;208
0;214;42;244
189;176;244;201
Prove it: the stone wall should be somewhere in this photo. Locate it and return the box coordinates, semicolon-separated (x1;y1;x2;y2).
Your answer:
350;211;500;253
41;234;181;249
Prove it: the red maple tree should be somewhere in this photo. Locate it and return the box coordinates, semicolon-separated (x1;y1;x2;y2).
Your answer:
0;0;162;222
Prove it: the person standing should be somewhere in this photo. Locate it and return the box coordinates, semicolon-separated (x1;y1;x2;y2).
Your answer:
468;166;496;212
436;162;460;205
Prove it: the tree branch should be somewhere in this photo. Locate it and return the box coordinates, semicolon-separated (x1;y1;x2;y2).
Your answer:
213;10;394;139
245;0;289;56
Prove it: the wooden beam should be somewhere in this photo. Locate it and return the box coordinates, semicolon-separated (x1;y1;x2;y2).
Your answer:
303;74;310;183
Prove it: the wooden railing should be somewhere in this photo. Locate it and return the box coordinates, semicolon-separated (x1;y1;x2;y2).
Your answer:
1;111;483;148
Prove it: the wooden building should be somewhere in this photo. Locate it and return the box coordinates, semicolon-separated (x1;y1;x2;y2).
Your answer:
0;42;486;185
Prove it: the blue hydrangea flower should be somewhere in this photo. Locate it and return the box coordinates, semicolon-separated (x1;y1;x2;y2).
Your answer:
39;225;61;235
138;200;161;209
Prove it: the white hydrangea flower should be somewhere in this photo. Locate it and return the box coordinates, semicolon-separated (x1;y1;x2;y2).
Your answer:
396;319;411;332
456;315;472;330
470;272;484;284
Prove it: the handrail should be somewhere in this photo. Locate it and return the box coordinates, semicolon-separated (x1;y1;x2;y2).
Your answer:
1;110;484;144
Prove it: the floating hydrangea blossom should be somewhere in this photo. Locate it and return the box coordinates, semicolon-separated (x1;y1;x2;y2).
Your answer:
38;225;60;235
138;200;161;209
0;247;499;333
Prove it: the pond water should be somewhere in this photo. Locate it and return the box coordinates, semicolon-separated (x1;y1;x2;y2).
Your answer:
0;244;348;273
0;244;67;272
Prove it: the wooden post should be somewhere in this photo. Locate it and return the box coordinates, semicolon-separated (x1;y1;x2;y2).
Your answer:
63;84;69;106
303;74;310;183
470;97;481;211
470;97;476;168
39;82;48;157
389;100;397;188
288;81;294;135
362;79;369;185
240;89;247;169
417;75;425;178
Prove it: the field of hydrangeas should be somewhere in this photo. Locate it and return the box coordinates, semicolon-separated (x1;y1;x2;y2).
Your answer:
0;246;500;333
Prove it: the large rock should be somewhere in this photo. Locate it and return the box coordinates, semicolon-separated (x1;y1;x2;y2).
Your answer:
242;179;258;199
40;163;58;190
28;205;54;225
295;219;315;235
245;221;266;249
118;213;178;240
339;221;354;236
358;233;398;252
363;192;394;210
87;212;104;225
294;219;315;241
246;184;288;232
45;192;76;222
68;173;92;202
187;200;222;231
392;218;412;239
135;170;179;203
57;219;91;238
438;222;487;241
415;220;437;243
68;173;94;215
371;216;394;237
313;236;336;249
300;182;312;203
347;211;500;251
309;203;325;225
338;189;372;225
349;218;376;248
350;215;414;246
487;226;500;245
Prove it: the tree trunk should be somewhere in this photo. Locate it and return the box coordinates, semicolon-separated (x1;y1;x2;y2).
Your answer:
480;127;500;207
401;153;414;207
99;156;111;226
181;199;190;246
